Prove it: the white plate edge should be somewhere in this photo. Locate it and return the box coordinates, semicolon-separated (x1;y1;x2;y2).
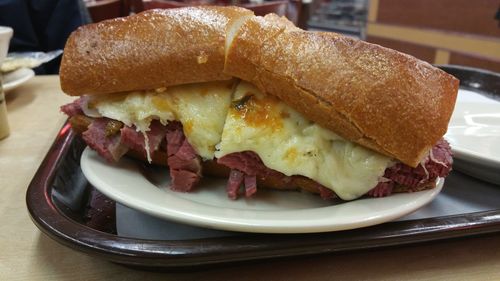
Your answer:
81;147;444;234
3;68;35;92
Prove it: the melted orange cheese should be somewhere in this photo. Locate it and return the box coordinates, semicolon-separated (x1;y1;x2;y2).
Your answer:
230;93;284;130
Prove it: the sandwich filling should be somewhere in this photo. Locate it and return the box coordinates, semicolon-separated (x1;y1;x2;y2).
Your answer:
61;80;452;200
84;80;234;161
215;82;392;200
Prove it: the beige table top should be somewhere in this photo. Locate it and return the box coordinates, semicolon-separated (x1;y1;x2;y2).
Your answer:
1;75;500;280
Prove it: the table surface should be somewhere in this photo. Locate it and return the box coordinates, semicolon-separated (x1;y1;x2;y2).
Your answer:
1;75;500;280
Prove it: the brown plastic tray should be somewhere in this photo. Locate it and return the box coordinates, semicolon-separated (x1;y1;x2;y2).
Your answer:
26;65;500;269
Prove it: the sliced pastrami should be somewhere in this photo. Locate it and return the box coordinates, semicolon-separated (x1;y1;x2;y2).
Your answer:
218;151;333;199
224;170;257;200
169;170;201;192
316;185;336;200
218;152;263;199
217;151;262;175
220;139;453;200
60;97;84;117
426;139;454;178
244;175;257;197
227;169;244;200
367;181;395;197
120;120;167;158
165;122;184;155
369;139;452;197
165;122;202;192
82;118;128;162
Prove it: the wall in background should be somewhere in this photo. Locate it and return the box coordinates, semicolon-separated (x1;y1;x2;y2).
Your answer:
366;0;500;73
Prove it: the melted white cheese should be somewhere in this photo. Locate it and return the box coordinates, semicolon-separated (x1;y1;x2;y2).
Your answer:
214;82;392;200
91;81;233;160
90;80;392;200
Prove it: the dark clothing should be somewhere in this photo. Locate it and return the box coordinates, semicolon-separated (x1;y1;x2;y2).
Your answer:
0;0;90;74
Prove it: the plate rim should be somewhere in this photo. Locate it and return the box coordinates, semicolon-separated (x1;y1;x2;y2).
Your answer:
80;147;444;234
450;146;500;168
3;67;35;92
446;89;500;167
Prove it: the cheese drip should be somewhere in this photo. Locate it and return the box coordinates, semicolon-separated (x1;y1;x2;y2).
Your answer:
215;82;393;200
91;81;233;160
90;80;393;200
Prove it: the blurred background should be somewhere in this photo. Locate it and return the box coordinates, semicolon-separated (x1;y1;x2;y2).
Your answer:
0;0;499;73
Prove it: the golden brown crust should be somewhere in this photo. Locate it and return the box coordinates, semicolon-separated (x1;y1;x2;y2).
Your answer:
60;7;459;166
225;14;459;167
60;6;253;96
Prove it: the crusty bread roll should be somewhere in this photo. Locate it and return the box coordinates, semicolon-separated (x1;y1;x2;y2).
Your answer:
225;14;459;167
60;7;253;96
60;6;459;167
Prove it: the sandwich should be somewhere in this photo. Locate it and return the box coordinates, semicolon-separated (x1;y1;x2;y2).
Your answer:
59;6;458;201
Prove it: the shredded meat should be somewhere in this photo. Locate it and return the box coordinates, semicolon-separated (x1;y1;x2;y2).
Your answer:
218;151;335;200
82;118;128;162
227;170;245;200
219;140;452;200
60;97;84;117
368;139;452;197
62;99;453;201
165;122;202;192
120;120;167;158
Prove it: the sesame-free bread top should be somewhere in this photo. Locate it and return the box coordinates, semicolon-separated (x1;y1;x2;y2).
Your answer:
60;6;253;96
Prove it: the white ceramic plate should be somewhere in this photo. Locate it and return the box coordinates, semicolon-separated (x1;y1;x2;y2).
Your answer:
81;147;443;233
445;89;500;184
3;67;35;92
